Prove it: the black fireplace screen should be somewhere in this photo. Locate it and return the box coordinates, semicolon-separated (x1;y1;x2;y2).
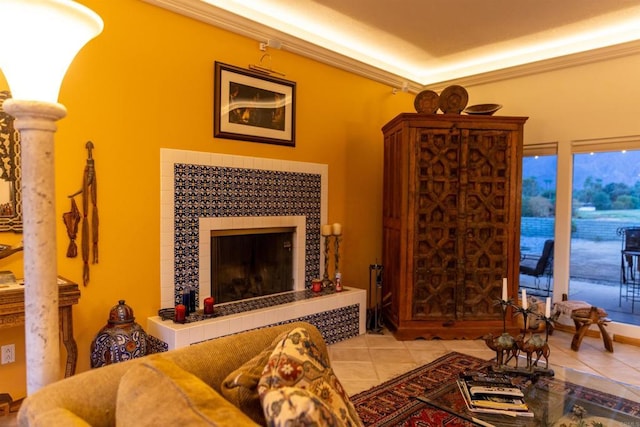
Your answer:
211;227;295;303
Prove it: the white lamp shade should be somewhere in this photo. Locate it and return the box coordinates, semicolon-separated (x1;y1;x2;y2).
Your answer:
0;0;103;103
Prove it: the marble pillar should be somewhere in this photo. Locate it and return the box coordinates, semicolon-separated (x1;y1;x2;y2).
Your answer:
4;99;66;393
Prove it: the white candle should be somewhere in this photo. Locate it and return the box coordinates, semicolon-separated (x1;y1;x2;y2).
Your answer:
521;289;527;310
321;224;332;236
545;297;551;318
332;223;342;236
502;278;508;301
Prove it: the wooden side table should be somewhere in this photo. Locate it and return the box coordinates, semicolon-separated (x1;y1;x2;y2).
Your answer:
0;277;80;377
570;306;613;353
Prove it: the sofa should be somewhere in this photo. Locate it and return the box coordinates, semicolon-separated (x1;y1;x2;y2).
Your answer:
18;321;363;427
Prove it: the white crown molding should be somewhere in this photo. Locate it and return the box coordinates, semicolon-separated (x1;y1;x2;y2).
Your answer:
143;0;640;94
423;39;640;92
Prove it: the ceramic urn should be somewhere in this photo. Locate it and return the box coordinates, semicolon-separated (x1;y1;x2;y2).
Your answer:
90;300;148;368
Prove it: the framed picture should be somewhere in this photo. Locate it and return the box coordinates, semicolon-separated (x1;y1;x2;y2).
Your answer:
214;62;296;147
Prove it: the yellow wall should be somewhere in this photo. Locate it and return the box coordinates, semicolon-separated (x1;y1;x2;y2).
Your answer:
4;0;640;400
0;0;413;398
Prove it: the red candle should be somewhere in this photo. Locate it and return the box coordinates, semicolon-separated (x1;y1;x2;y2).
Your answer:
175;304;186;322
204;297;215;314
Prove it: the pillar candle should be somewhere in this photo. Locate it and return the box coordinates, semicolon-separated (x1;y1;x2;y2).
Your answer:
332;223;342;236
204;297;214;314
545;297;551;318
521;289;527;310
502;278;507;301
182;287;191;315
321;224;332;236
189;286;196;313
175;304;186;322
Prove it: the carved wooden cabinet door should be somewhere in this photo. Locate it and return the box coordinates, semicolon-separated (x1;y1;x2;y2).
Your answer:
461;128;513;320
412;127;460;321
382;113;527;339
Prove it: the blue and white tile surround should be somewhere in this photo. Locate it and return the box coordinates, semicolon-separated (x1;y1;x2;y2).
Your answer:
151;149;366;349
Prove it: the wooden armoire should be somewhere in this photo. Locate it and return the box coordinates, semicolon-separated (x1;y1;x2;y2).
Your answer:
381;113;528;340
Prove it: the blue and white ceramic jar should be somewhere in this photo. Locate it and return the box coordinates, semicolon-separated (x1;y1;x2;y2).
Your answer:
90;300;148;368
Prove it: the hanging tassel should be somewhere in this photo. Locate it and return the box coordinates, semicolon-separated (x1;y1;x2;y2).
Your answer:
62;198;81;258
82;160;90;286
69;140;98;286
91;172;99;264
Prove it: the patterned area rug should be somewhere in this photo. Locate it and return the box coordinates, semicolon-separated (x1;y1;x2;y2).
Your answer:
350;352;640;427
351;352;485;426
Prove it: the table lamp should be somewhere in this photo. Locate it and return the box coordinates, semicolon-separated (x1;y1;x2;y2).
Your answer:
0;0;103;393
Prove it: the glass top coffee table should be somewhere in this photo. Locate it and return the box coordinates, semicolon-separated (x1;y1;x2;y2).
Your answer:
419;364;640;427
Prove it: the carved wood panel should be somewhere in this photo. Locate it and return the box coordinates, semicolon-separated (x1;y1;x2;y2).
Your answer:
412;128;512;321
461;130;511;320
413;129;460;320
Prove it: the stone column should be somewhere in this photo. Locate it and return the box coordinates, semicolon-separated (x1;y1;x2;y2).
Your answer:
4;99;66;393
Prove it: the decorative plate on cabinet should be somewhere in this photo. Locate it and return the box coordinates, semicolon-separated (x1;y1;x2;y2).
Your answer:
464;103;502;115
414;90;439;113
438;85;469;114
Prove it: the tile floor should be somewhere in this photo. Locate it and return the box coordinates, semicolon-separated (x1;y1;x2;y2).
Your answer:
329;328;640;397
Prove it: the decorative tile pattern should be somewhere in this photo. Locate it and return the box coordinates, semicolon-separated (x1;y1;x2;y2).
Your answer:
277;305;361;345
152;302;361;351
146;334;169;354
160;288;351;321
173;163;322;305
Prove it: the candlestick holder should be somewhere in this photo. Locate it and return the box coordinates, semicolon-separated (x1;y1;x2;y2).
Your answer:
322;235;333;288
513;305;538;334
334;234;341;281
537;314;554;343
493;297;513;333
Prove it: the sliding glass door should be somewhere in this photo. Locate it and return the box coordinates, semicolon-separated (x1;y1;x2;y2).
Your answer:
569;150;640;325
520;154;557;298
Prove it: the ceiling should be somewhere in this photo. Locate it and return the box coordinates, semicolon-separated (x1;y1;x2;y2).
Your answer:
145;0;640;91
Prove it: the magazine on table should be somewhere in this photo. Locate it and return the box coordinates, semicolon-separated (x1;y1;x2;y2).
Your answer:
457;377;534;417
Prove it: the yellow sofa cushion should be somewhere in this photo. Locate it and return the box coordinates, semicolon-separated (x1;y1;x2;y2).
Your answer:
31;408;92;427
116;358;258;427
258;327;363;427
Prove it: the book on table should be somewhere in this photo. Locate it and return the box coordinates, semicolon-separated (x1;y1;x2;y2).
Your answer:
457;375;534;418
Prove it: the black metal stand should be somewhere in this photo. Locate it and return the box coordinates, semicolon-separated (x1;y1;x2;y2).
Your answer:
367;263;384;334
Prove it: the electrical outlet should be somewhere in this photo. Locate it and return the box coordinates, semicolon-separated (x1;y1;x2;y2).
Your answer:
1;344;15;364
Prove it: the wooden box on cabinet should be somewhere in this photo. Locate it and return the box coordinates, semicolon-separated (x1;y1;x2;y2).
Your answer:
382;113;528;340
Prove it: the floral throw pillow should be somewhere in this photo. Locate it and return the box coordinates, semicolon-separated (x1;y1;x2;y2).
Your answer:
258;327;363;427
261;387;341;426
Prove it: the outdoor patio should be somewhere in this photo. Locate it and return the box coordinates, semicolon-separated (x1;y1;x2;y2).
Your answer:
520;237;640;325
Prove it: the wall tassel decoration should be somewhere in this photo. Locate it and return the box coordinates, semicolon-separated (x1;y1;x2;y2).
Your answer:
66;141;99;285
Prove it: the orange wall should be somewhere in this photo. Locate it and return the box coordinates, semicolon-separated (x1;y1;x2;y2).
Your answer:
0;0;413;398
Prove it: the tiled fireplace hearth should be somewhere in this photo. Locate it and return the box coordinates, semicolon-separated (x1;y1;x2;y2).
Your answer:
149;149;366;349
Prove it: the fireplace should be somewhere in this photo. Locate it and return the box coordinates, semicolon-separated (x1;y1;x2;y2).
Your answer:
158;149;328;310
212;227;295;303
152;149;367;350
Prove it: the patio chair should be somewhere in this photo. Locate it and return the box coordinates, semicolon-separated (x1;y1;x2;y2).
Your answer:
618;227;640;311
519;239;554;296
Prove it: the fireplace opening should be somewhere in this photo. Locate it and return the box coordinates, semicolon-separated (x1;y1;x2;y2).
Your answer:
211;227;295;304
